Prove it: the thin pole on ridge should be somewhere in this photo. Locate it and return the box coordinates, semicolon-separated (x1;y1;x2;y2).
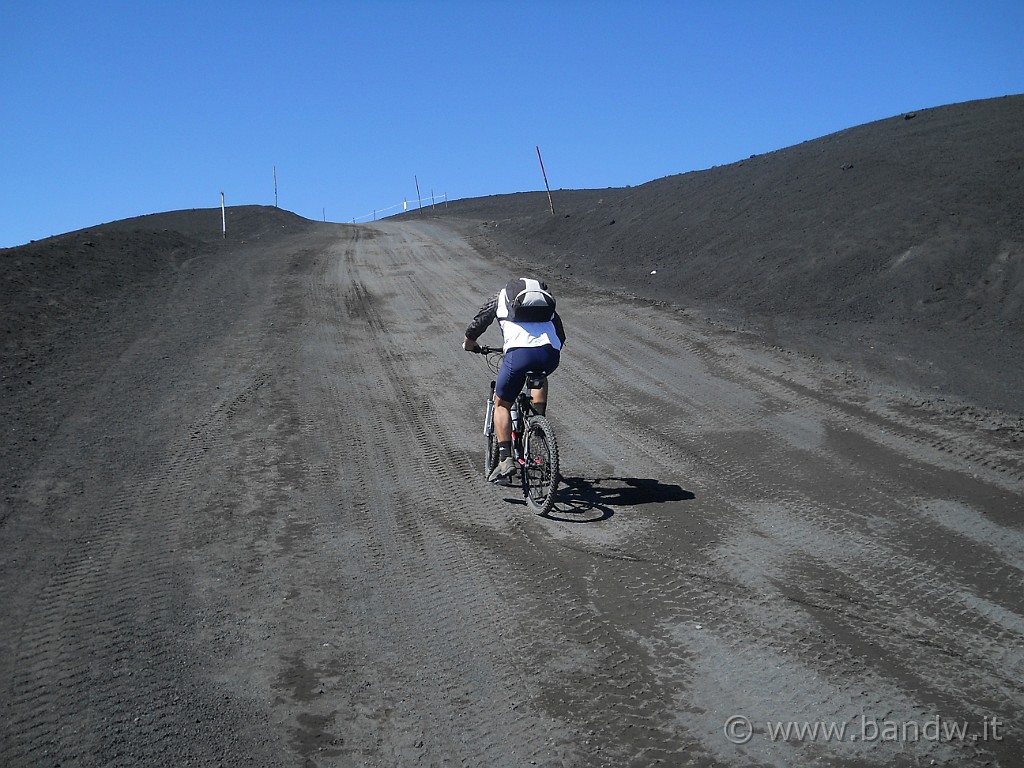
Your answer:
536;146;555;215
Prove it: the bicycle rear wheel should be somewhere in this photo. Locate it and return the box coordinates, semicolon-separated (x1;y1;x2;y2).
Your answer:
521;416;559;516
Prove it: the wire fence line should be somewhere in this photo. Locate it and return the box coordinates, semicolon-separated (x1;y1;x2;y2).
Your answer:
350;192;448;223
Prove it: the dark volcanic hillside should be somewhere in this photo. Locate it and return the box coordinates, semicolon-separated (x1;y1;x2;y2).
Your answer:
4;97;1021;413
2;205;318;357
418;95;1024;412
1;205;329;507
3;120;1024;767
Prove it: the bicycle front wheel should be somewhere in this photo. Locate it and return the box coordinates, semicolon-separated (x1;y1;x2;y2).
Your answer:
521;416;559;516
485;430;499;477
483;389;498;477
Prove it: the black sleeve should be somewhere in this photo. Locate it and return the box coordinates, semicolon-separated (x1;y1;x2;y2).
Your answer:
465;293;499;340
553;312;566;345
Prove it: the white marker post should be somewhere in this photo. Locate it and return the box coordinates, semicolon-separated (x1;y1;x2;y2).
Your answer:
221;192;226;238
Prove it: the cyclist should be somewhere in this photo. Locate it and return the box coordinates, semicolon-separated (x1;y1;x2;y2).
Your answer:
464;277;566;482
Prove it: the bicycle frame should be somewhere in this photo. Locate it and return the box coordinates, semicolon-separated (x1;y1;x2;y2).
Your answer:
481;383;534;469
475;345;560;515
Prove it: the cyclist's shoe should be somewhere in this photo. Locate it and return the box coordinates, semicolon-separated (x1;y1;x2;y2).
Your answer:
488;457;517;483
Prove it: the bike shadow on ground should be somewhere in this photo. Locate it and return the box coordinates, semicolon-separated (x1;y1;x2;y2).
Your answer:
503;476;696;523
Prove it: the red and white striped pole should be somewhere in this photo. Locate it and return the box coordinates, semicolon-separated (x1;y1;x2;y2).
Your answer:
536;146;555;215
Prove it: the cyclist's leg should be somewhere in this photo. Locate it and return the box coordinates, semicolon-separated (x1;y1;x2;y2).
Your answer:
488;396;517;482
492;395;513;443
495;350;530;419
491;351;529;477
529;380;548;414
528;346;560;415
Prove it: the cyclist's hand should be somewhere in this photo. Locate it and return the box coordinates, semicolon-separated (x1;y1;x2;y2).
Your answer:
463;337;480;352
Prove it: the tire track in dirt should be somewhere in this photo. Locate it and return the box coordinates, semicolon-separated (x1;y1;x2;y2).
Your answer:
278;218;1022;767
3;370;279;766
281;228;582;765
315;223;735;766
0;230;328;767
398;229;711;764
6;216;1020;767
598;303;1015;765
409;219;1021;766
529;290;1020;765
520;328;908;766
378;224;726;765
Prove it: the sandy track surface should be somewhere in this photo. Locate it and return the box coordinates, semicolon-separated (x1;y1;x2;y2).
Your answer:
2;219;1022;767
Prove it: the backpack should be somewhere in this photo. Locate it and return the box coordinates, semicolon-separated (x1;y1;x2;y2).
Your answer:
504;277;556;323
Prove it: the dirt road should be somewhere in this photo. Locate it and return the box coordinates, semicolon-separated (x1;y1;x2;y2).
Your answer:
2;219;1021;767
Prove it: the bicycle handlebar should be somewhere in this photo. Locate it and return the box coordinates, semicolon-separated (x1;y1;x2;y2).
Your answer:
471;345;502;355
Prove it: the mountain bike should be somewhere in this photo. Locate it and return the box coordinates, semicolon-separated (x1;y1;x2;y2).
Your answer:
474;346;560;517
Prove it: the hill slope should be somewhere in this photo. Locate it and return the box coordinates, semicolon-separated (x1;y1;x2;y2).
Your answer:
0;205;329;498
420;95;1024;412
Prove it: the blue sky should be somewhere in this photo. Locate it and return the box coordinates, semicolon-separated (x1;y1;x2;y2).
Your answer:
2;1;1021;247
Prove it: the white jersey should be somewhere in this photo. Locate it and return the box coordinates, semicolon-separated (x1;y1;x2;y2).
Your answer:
496;286;563;352
465;279;566;352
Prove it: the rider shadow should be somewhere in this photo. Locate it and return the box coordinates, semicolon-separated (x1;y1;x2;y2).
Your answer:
504;476;696;523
